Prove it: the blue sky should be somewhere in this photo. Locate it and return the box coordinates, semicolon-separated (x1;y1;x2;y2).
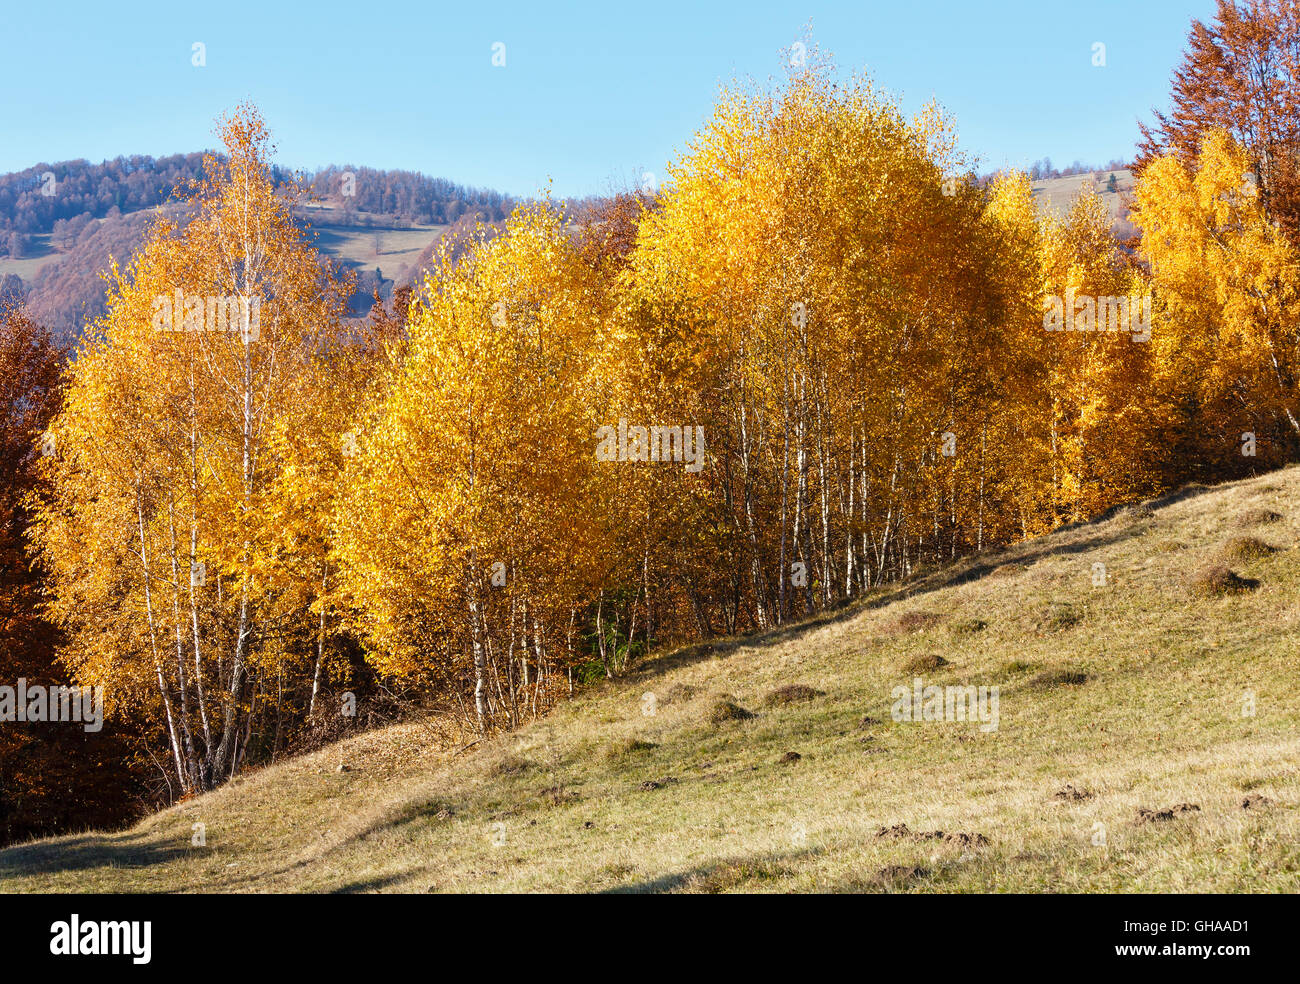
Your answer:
1;0;1215;198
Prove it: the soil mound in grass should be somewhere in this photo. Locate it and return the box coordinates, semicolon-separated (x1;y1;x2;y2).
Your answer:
1135;803;1200;824
1188;564;1260;597
1053;784;1094;801
902;653;949;673
1234;508;1282;527
896;611;943;633
763;684;825;706
875;823;988;846
1218;536;1276;563
707;699;754;725
1028;669;1088;690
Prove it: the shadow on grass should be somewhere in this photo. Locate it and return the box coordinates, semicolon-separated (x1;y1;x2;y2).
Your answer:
0;829;190;879
602;848;817;894
331;871;417;894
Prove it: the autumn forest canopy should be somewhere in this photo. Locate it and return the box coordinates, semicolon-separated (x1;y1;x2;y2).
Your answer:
3;2;1300;842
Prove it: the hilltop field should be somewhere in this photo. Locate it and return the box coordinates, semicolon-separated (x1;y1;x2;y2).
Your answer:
1;466;1297;893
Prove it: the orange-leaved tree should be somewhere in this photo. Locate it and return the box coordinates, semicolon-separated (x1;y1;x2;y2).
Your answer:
31;105;351;793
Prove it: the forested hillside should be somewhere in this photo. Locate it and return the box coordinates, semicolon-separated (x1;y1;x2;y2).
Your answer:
0;157;512;340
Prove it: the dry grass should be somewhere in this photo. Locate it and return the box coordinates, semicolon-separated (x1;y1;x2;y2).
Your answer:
1218;535;1277;563
706;698;755;725
894;611;944;633
1036;602;1081;632
661;683;699;705
3;467;1300;893
902;653;949;673
1027;668;1089;690
1235;508;1283;527
1188;564;1260;597
606;738;657;760
762;684;825;707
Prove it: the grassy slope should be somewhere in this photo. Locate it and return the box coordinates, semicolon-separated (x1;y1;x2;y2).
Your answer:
297;204;447;282
0;234;56;281
1030;169;1134;224
3;468;1299;893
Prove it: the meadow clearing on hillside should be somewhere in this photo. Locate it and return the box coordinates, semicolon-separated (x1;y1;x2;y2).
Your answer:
2;466;1296;893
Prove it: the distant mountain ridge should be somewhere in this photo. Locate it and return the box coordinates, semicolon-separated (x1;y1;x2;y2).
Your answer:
0;155;515;340
0;155;511;237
